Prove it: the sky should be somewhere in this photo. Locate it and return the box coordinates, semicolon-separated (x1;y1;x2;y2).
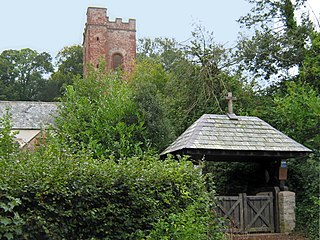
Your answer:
0;0;319;58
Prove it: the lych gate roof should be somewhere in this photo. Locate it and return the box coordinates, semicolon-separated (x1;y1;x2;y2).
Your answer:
0;101;58;129
161;114;311;161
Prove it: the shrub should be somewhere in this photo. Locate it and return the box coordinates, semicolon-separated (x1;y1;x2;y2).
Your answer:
0;146;221;239
0;108;18;159
0;186;24;240
288;151;320;240
55;66;148;159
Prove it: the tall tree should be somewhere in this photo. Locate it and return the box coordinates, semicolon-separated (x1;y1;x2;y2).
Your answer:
44;45;83;101
236;0;314;84
137;28;255;141
299;31;320;90
0;48;53;100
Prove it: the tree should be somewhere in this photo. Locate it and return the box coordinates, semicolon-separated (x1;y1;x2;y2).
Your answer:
137;28;257;140
300;31;320;90
236;0;314;84
44;45;83;101
0;48;53;101
130;58;174;151
271;81;320;148
268;81;320;240
55;64;147;159
0;108;19;160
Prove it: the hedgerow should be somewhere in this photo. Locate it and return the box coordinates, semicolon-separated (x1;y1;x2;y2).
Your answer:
0;151;222;239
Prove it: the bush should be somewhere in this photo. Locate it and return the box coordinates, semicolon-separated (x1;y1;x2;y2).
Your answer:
55;66;147;159
287;152;320;240
0;145;221;239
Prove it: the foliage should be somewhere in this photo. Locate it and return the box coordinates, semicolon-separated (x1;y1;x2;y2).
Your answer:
0;108;18;159
147;199;224;240
287;152;320;240
46;45;83;101
55;64;148;159
0;110;24;240
0;139;219;240
236;0;314;84
137;29;253;139
0;186;24;240
300;31;320;90
0;48;53;101
54;45;83;77
235;4;319;237
265;80;319;239
130;58;173;151
270;81;320;149
0;45;82;101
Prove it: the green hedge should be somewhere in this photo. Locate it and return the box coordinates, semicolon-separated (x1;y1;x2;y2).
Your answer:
0;148;222;239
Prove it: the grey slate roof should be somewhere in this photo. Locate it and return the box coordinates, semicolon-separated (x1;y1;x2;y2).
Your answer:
161;114;311;160
0;101;58;129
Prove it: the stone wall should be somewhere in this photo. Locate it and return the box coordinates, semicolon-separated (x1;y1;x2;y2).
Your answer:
278;191;296;234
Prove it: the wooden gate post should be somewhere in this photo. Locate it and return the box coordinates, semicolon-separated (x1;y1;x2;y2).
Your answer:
273;187;280;233
241;193;247;234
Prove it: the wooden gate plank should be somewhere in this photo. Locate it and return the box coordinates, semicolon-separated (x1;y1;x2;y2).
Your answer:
216;192;275;234
216;194;243;231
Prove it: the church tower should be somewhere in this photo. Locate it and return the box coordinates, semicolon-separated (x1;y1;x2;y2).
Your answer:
83;7;136;75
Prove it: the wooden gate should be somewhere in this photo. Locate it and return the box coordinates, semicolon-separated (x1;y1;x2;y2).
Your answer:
216;193;275;233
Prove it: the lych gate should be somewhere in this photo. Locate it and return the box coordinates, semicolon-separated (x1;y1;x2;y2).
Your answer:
160;93;311;234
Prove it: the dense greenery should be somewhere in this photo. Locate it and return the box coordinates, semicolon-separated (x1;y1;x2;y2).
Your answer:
0;0;319;238
55;64;147;159
48;45;83;101
0;67;223;239
135;34;255;143
0;147;219;239
0;45;82;102
0;48;53;101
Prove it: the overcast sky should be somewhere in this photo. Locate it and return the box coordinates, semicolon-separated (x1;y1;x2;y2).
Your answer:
0;0;319;57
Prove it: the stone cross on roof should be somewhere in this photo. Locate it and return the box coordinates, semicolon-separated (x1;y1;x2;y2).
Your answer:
225;92;238;120
225;92;236;114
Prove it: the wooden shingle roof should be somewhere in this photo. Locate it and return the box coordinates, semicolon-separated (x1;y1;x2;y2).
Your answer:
161;114;311;161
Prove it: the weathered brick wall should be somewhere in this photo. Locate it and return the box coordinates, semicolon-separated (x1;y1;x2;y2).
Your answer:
83;7;136;74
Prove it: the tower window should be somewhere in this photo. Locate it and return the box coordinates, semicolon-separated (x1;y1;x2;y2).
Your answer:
112;53;123;70
96;37;99;41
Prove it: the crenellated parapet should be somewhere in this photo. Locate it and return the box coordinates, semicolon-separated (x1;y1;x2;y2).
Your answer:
106;17;136;31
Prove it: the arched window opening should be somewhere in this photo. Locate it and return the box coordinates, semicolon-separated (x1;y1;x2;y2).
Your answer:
112;53;123;70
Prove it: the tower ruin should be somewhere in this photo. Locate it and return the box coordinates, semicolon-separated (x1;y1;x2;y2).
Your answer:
83;7;136;75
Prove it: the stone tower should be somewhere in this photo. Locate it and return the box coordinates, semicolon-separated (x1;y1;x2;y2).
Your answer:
83;7;136;74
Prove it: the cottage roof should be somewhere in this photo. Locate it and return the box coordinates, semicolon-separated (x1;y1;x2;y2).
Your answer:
0;101;58;130
161;114;311;161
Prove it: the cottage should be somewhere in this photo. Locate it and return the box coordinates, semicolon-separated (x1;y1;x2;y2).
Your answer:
0;101;58;150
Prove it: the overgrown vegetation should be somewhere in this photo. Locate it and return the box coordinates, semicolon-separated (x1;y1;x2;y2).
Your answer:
0;0;319;239
0;68;224;239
